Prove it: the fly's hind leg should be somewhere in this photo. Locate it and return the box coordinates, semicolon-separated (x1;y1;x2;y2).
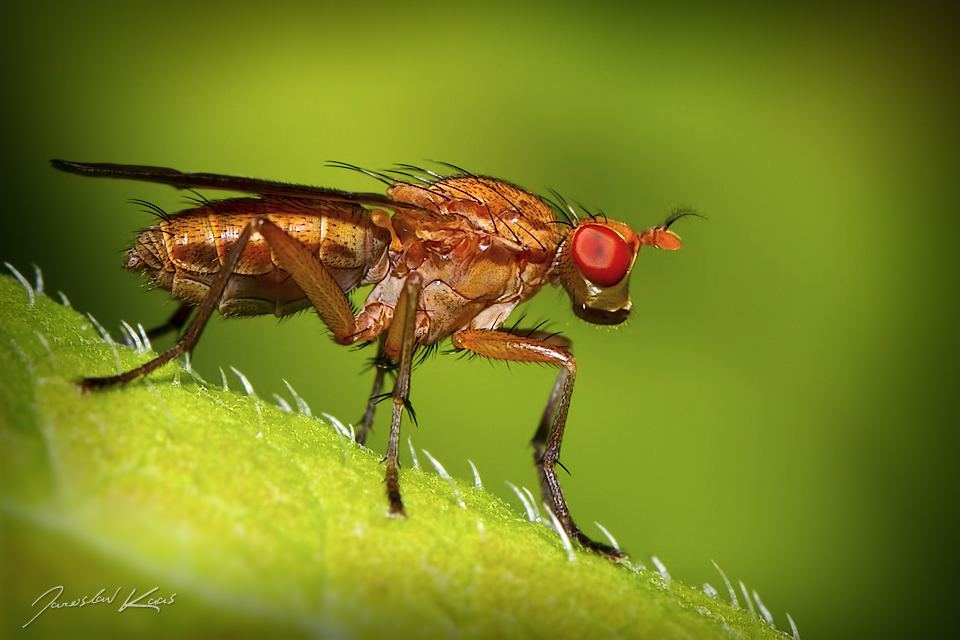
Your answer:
452;328;624;560
82;218;360;391
80;223;261;391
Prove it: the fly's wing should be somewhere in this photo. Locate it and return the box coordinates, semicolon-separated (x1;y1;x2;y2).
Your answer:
50;160;415;212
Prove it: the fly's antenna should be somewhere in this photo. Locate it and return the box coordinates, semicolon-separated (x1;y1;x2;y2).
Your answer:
662;206;705;229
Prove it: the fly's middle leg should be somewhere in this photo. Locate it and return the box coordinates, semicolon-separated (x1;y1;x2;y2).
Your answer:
356;336;392;446
382;273;423;515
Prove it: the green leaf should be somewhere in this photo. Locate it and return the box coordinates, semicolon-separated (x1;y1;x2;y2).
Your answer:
0;273;791;638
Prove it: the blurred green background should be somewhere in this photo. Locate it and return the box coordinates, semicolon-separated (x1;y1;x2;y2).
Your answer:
2;1;957;638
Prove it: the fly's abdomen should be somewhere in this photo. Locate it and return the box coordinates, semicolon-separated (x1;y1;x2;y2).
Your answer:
126;196;390;317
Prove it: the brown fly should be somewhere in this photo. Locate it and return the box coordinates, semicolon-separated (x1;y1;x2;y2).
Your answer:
51;159;696;559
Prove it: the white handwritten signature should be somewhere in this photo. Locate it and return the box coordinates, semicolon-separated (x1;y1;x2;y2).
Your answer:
23;585;177;628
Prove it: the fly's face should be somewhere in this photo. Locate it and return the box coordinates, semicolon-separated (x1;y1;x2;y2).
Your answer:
557;217;685;325
557;220;640;325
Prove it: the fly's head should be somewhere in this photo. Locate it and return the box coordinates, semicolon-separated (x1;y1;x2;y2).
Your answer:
557;210;694;325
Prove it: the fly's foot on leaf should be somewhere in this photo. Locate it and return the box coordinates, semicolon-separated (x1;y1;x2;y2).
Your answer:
575;532;627;561
388;497;406;518
77;376;117;393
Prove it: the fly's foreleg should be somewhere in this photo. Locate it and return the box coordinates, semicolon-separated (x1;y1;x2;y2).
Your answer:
382;273;423;515
514;331;573;513
452;329;624;560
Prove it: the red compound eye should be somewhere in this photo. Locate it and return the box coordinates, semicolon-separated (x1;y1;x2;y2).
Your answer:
571;224;631;287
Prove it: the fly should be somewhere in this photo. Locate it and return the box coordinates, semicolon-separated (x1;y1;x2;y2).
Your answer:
51;159;697;560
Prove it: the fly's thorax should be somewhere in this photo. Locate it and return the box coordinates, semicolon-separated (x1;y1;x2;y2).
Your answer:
373;177;570;345
388;176;562;257
354;204;553;348
556;219;641;325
